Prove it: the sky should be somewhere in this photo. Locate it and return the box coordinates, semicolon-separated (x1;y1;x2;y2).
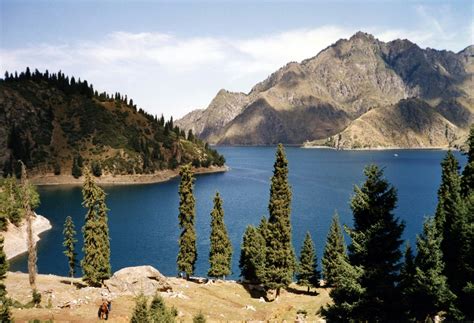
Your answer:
1;1;473;119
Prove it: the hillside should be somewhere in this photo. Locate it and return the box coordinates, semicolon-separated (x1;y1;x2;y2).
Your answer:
0;69;225;180
177;32;473;147
6;271;330;322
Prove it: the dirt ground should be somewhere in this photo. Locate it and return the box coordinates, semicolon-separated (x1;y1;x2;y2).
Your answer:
6;272;331;322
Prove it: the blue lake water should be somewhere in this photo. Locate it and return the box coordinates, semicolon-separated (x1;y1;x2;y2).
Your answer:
10;147;467;279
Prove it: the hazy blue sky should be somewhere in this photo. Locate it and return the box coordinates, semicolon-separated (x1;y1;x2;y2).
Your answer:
1;1;472;118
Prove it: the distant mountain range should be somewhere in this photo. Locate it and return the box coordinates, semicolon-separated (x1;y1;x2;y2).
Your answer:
0;69;224;178
176;32;473;149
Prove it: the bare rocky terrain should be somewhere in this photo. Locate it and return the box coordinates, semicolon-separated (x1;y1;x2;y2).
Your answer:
177;32;473;148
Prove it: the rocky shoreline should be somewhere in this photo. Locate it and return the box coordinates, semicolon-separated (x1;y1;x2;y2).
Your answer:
1;213;52;260
29;165;228;186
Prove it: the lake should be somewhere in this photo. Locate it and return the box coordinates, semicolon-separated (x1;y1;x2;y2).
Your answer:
10;147;467;279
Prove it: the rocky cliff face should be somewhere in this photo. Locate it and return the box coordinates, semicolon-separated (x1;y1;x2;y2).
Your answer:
177;32;473;147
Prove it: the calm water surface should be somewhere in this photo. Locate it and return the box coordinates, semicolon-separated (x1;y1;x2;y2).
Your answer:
10;147;467;279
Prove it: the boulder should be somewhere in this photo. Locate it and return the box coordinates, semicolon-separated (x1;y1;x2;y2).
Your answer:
104;266;172;296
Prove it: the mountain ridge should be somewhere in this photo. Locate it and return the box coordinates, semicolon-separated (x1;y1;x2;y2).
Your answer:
176;31;473;148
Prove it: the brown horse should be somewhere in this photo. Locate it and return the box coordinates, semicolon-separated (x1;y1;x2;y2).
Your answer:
98;301;109;320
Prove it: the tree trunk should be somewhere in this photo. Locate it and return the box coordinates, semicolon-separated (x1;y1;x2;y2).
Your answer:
21;163;37;291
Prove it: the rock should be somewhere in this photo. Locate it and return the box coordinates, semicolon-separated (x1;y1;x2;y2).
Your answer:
1;213;52;260
104;266;172;296
243;305;256;311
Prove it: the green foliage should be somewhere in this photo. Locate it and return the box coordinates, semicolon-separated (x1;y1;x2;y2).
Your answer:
0;176;40;229
239;224;266;283
322;212;346;287
177;165;197;278
296;232;320;291
193;312;207;323
347;164;405;320
130;294;149;323
434;151;470;319
320;253;365;321
0;236;12;322
399;242;417;320
71;156;83;178
410;217;456;321
208;192;233;279
62;216;77;278
81;168;111;286
91;160;102;177
263;144;296;292
32;289;41;307
1;68;225;177
149;294;177;323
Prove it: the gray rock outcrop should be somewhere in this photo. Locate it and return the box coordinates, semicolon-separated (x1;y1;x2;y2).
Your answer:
104;265;172;296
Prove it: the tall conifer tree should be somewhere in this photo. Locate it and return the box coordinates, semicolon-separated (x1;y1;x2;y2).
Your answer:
63;216;77;279
455;127;474;320
320;253;365;321
399;242;417;320
177;164;197;279
0;236;12;322
347;164;405;320
296;232;320;292
411;217;455;321
81;167;111;286
322;212;346;287
208;192;233;279
434;151;466;316
20;162;39;302
239;225;266;283
263;144;296;295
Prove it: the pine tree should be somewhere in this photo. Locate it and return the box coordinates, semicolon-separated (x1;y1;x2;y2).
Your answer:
319;253;365;321
322;212;346;287
399;242;417;320
297;232;320;292
20;162;39;304
0;236;12;322
81;167;111;286
177;164;197;279
208;192;233;279
434;151;466;315
149;294;177;323
456;126;474;320
130;294;149;323
239;225;266;283
347;164;405;320
263;144;296;295
410;217;455;321
461;126;474;196
63;216;77;279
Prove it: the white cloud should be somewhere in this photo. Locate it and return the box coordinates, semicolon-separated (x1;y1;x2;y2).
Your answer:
1;17;471;119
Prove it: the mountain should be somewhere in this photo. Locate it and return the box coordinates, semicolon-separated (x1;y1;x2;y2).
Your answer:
177;32;473;148
0;69;225;178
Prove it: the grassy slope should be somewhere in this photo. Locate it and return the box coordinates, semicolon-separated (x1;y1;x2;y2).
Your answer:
6;272;330;322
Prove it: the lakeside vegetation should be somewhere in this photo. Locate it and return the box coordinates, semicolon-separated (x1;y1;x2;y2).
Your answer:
0;126;472;321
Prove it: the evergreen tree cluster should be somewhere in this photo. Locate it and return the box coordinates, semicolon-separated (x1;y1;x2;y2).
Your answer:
130;293;177;323
177;166;233;280
1;67;225;178
0;236;12;322
320;126;474;321
0;176;40;231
